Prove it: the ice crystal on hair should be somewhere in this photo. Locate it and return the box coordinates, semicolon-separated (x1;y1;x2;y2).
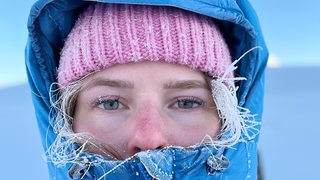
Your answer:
205;46;262;148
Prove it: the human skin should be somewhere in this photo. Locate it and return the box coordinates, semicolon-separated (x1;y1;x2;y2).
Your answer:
73;61;221;159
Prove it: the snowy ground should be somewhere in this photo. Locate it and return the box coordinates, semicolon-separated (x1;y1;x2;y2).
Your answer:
1;67;319;180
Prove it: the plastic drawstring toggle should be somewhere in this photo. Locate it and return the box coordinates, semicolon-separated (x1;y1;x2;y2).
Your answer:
206;155;229;175
68;156;95;179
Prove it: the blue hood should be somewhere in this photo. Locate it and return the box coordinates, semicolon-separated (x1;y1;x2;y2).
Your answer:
25;0;268;179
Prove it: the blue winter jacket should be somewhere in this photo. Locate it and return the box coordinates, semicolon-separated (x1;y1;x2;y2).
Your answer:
25;0;268;179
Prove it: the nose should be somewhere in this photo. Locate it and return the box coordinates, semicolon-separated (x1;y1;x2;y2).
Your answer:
127;102;169;155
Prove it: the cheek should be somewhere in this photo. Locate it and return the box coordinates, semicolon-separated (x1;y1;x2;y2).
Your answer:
202;111;221;136
73;116;124;142
169;115;221;146
73;109;120;144
73;117;131;157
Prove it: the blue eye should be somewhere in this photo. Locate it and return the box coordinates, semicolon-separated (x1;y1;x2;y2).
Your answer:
94;96;124;110
173;97;204;109
99;99;120;110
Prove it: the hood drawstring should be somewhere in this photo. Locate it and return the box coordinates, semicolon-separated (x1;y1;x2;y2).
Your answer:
69;156;95;180
206;148;229;175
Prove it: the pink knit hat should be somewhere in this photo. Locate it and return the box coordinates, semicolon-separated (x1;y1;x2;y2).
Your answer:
58;3;232;87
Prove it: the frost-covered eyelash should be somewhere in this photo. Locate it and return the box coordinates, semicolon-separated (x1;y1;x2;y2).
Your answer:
91;95;120;106
175;96;206;106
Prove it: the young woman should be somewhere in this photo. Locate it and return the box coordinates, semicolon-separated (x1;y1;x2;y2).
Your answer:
25;1;268;179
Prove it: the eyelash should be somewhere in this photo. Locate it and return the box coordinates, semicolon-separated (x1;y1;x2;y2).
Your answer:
171;96;205;109
92;96;125;110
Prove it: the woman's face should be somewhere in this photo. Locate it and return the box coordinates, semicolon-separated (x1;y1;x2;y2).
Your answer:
73;61;220;159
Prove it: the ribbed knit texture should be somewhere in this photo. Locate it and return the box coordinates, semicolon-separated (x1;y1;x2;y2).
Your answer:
58;3;232;86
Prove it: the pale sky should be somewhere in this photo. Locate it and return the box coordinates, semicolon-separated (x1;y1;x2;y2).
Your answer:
1;0;319;88
251;0;320;67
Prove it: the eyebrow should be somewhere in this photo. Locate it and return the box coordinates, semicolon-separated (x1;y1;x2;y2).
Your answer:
83;78;208;90
164;80;209;89
84;78;134;90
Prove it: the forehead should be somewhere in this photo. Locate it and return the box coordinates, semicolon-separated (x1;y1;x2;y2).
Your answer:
81;61;211;90
90;61;206;81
